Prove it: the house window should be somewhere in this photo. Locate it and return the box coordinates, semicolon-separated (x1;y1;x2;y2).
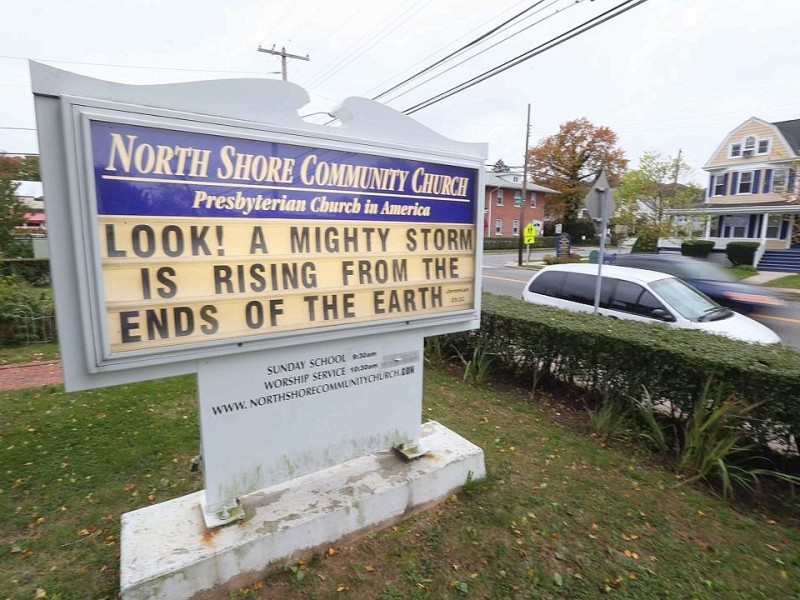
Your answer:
512;220;520;235
514;193;522;207
530;194;537;208
730;143;741;158
722;215;748;238
737;171;753;194
773;169;787;193
496;190;504;206
742;136;756;157
713;174;726;196
766;214;784;238
495;219;502;235
758;139;770;154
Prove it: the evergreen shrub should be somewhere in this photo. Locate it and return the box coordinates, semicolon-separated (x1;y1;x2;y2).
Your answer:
726;241;760;266
680;239;715;258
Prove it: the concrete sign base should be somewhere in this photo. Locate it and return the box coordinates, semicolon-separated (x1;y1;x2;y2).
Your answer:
120;421;485;600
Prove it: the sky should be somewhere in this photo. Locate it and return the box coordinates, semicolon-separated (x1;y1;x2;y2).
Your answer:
2;0;800;186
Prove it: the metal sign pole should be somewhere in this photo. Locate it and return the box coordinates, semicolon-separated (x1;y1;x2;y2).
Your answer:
592;187;607;315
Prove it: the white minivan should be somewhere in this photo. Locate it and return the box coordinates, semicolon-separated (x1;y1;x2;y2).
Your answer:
522;263;780;345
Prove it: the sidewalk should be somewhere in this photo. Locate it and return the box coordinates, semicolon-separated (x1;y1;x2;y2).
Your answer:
0;359;63;391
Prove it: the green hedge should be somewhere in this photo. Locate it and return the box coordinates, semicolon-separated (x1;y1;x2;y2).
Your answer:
445;294;800;449
0;277;55;344
483;236;558;251
0;259;50;286
726;241;760;266
681;239;715;258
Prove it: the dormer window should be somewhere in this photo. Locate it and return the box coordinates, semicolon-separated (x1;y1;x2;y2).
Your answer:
730;135;769;158
742;136;756;157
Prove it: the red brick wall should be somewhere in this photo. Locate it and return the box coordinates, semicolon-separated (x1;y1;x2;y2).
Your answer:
483;186;547;237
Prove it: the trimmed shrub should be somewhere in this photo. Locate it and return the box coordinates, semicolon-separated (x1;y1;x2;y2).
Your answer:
681;239;715;258
483;236;558;251
441;294;800;450
726;241;760;266
542;253;582;265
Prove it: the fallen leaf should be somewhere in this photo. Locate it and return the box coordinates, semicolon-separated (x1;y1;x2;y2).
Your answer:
35;590;47;599
327;547;337;557
364;563;375;572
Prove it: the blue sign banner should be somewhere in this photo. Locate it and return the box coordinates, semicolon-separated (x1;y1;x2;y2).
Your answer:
90;121;476;224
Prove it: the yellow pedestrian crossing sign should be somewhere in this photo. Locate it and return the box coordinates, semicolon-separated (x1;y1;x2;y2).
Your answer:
523;223;536;245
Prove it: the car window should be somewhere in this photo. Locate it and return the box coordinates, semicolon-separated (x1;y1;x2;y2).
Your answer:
650;278;719;320
608;280;669;319
618;257;683;278
528;270;567;297
681;261;737;282
562;273;596;305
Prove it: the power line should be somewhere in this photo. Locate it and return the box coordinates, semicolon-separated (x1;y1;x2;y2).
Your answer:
359;0;532;98
304;0;432;89
372;0;551;102
403;0;649;115
379;0;575;106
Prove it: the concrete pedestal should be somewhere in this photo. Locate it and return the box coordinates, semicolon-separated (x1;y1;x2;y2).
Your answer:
120;421;485;600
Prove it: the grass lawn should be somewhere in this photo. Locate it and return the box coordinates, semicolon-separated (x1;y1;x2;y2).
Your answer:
767;273;800;290
2;366;800;599
0;342;60;366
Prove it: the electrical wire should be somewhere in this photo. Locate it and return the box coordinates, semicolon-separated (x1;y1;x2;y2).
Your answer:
359;0;533;98
380;0;572;106
304;0;432;89
403;0;649;115
372;0;551;102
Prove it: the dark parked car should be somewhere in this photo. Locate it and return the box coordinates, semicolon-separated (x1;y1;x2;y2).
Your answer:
612;253;786;313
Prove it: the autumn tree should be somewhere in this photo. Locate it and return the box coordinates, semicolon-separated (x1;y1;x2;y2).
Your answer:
0;154;39;181
526;118;627;222
614;151;702;239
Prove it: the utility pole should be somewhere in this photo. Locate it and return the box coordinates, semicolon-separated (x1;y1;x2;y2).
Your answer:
257;45;309;81
671;148;682;196
517;104;532;267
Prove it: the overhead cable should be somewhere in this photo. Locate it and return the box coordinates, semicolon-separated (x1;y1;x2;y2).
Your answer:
403;0;649;114
372;0;550;101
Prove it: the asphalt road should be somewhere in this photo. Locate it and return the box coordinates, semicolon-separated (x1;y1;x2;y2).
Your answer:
480;252;800;351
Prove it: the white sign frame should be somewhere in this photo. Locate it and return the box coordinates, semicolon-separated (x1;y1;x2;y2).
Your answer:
31;63;487;391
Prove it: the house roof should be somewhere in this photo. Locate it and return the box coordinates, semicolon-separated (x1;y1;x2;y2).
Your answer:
484;172;558;194
773;119;800;154
24;212;45;224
